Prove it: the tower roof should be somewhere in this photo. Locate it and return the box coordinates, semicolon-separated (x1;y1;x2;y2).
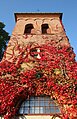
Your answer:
14;12;63;22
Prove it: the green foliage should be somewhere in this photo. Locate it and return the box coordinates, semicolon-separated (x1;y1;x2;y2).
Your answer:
0;22;10;60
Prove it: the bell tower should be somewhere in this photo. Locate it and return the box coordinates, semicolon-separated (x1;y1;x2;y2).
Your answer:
3;13;70;62
0;13;77;119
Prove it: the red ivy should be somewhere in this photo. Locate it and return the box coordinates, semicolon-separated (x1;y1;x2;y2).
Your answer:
0;43;77;119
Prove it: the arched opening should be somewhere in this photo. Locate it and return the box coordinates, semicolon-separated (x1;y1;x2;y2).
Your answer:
41;24;50;34
18;96;61;115
24;24;34;34
30;47;42;59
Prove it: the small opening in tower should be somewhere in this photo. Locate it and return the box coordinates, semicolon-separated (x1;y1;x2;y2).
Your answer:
42;24;49;34
24;24;34;34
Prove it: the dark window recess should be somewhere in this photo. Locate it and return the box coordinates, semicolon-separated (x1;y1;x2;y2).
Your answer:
30;48;41;59
18;96;61;114
42;24;49;34
24;24;34;34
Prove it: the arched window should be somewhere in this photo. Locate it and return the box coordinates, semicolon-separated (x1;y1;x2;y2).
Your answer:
41;24;50;34
24;24;34;34
30;47;41;59
18;96;61;114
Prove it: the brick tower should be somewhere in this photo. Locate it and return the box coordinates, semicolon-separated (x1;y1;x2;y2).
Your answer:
0;13;77;119
4;13;70;62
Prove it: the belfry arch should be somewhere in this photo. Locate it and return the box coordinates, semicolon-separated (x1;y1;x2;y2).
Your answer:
24;24;34;34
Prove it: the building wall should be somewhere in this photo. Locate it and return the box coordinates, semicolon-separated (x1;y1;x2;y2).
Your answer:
3;13;70;63
0;115;61;119
19;115;61;119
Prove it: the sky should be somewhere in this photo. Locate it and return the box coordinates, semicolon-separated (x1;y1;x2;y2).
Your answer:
0;0;77;60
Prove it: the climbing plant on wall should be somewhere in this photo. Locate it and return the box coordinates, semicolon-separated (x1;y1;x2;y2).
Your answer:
0;37;77;119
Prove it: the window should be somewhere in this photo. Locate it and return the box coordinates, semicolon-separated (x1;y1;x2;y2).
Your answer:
42;24;49;34
24;24;34;34
30;47;41;59
18;96;61;114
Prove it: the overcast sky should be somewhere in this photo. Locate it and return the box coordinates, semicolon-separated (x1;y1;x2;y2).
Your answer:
0;0;77;60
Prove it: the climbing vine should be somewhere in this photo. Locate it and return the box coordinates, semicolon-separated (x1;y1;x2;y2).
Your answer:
0;41;77;119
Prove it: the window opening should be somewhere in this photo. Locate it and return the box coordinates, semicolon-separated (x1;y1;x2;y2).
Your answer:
18;96;61;114
42;24;49;34
24;24;34;34
30;48;41;59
